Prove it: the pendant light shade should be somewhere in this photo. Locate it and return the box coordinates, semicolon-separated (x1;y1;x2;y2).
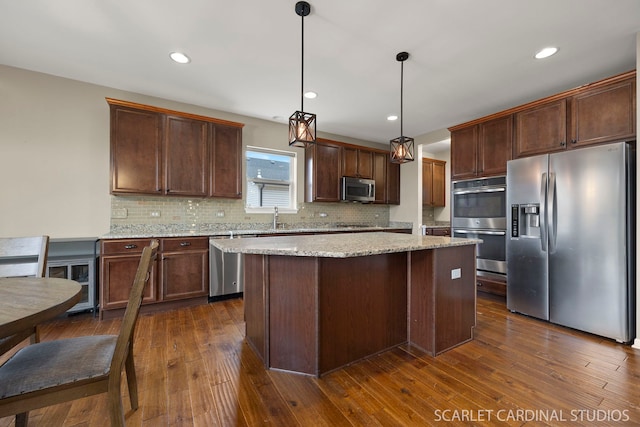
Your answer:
390;52;414;164
289;1;316;148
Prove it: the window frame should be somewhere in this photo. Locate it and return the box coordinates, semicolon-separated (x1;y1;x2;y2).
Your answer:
244;145;298;214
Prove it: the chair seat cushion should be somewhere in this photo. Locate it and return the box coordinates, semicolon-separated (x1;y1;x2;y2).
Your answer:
0;335;117;399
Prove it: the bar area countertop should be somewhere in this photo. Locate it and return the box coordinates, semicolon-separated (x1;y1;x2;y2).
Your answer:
210;231;479;257
234;231;481;377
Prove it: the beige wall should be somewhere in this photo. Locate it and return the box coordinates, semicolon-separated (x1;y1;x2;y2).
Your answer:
0;65;389;238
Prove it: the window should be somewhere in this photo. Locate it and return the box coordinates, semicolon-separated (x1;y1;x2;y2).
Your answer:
245;146;297;213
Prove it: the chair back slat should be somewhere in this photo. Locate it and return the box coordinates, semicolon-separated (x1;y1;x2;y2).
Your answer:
0;236;49;278
110;240;158;375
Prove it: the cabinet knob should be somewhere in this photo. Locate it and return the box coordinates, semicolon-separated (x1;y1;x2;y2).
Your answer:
560;141;566;147
571;139;577;144
124;244;138;249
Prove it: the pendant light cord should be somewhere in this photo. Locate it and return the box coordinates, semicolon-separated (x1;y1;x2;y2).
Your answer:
400;59;404;139
300;12;305;113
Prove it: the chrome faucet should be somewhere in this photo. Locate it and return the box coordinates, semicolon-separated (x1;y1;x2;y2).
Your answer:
273;206;279;230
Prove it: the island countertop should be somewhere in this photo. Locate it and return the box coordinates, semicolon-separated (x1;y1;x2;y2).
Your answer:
210;231;480;258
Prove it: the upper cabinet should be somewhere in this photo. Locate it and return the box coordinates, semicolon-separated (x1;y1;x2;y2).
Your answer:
451;71;636;176
107;98;244;198
451;115;512;180
342;147;373;179
305;139;342;202
422;158;446;207
305;138;400;204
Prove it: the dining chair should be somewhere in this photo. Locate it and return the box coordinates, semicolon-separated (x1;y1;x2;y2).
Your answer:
0;235;50;354
0;239;158;427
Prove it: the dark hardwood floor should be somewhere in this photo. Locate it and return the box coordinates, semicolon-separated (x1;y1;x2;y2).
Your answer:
1;293;639;426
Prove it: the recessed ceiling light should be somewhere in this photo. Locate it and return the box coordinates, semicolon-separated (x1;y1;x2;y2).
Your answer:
534;47;558;59
304;91;317;99
170;52;191;64
387;115;398;121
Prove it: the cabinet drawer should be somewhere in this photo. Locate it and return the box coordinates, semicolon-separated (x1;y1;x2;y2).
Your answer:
161;237;208;252
101;238;155;255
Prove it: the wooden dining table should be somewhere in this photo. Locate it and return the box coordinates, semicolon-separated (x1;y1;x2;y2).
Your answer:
0;277;81;340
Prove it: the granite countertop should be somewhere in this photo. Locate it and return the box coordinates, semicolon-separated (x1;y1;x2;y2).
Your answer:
210;231;480;258
100;223;416;239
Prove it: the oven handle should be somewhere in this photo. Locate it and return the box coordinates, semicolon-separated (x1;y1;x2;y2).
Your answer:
452;187;505;195
453;229;506;236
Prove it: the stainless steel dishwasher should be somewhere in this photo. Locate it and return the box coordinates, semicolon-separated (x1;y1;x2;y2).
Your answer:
209;234;255;300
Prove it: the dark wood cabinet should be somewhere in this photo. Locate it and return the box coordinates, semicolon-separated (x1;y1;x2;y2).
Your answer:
515;99;568;157
514;72;636;158
164;115;208;197
159;237;208;301
386;158;401;205
422;158;446;207
210;124;242;198
100;239;159;315
451;116;512;180
110;106;163;195
372;151;387;204
450;125;478;180
476;275;506;297
107;98;243;199
342;147;373;179
570;77;636;147
100;237;208;319
305;138;400;204
305;139;342;202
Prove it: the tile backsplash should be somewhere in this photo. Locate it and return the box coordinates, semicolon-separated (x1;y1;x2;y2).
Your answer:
110;196;391;232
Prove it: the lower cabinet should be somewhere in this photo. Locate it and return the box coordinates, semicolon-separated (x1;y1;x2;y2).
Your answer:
99;237;208;319
476;275;506;297
423;227;451;236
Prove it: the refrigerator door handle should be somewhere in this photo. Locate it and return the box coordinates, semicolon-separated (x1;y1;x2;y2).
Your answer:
540;172;548;252
548;172;557;253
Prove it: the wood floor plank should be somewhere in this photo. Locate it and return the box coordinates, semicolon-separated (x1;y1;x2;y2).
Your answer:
2;294;640;426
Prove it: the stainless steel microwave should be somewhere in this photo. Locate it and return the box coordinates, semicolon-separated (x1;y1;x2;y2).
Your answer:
341;177;375;202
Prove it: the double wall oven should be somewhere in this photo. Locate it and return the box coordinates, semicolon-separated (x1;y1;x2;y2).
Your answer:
451;176;507;285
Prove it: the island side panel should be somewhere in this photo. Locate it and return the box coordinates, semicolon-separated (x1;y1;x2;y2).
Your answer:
318;253;407;375
244;254;267;362
268;255;319;375
433;245;476;354
408;250;436;352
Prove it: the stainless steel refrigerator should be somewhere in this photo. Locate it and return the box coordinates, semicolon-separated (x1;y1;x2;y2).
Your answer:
506;141;635;343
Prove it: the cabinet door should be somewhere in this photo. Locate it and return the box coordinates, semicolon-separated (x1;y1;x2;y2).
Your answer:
342;148;373;179
386;159;400;205
451;126;478;180
515;99;567;157
570;78;636;147
372;151;387;204
110;106;163;195
422;160;434;205
479;115;512;176
305;141;342;202
432;161;446;207
165;116;208;197
160;250;208;300
100;255;158;310
210;124;242;198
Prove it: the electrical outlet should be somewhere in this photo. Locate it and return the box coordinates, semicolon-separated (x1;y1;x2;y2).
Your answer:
150;211;161;217
451;268;461;280
216;210;225;217
111;208;127;219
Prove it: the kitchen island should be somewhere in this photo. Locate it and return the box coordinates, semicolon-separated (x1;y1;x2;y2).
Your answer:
211;232;480;376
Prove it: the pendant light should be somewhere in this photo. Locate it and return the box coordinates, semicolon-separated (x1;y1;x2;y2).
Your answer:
289;1;316;147
390;51;414;163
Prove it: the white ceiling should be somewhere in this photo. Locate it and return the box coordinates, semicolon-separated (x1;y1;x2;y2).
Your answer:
1;1;639;145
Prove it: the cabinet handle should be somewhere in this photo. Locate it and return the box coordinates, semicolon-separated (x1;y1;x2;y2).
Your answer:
124;244;138;249
571;139;577;144
180;242;191;247
560;141;566;147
